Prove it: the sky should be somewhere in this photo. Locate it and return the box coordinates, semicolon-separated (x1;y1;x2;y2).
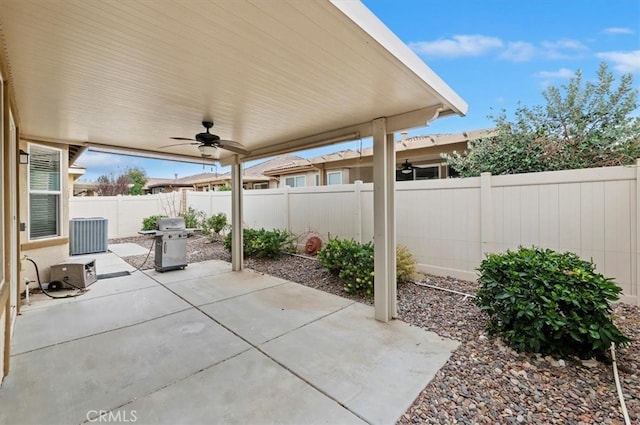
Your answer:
77;0;640;182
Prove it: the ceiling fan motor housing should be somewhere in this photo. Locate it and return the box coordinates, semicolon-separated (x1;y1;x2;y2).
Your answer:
196;132;221;144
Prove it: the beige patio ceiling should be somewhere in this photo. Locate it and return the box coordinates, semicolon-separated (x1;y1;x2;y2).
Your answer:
0;0;467;164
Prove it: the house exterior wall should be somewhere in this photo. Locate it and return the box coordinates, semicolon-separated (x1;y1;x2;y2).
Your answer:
1;65;21;382
70;164;640;305
0;307;5;379
278;170;320;188
19;141;70;289
347;166;373;184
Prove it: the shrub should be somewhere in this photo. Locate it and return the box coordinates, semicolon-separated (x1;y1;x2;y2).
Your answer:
201;213;228;239
179;207;205;230
317;238;417;296
396;245;417;283
224;228;296;259
142;215;166;231
318;238;374;295
475;246;630;359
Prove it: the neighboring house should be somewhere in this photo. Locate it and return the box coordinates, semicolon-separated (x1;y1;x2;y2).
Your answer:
144;174;209;194
68;164;87;196
72;181;98;197
192;153;303;191
144;154;304;193
263;129;494;186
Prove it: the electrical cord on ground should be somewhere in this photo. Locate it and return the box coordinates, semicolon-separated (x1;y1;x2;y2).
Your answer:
131;239;155;273
412;278;630;423
610;343;632;425
23;256;86;299
409;279;476;300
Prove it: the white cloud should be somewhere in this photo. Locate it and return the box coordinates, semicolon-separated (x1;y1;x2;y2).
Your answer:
534;68;575;88
539;39;588;59
410;34;591;63
499;41;537;62
596;50;640;73
603;27;635;35
76;151;137;178
535;68;576;80
409;35;503;58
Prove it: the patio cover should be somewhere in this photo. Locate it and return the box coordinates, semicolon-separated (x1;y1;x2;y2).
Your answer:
0;0;468;321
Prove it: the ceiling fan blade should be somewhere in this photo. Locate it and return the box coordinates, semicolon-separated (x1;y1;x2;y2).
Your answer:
218;140;251;156
158;142;200;149
170;137;197;141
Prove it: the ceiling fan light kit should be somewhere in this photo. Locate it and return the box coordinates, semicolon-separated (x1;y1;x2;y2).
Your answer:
198;144;221;159
401;159;414;174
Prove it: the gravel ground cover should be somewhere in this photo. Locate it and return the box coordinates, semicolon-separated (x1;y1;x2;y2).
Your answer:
112;235;639;424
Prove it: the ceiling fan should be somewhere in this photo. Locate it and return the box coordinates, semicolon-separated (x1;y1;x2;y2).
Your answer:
161;121;250;159
400;159;415;174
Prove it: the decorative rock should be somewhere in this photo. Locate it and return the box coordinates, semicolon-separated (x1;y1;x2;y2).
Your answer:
581;358;599;368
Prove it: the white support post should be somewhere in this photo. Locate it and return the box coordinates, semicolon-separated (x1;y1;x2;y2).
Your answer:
231;156;243;271
372;118;397;322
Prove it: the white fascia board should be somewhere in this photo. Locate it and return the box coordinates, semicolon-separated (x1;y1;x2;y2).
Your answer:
88;143;217;165
331;0;469;116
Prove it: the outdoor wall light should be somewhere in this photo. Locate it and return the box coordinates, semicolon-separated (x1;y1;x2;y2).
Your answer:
19;149;29;165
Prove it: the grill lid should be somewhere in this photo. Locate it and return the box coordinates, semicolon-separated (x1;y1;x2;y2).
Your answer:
156;217;186;231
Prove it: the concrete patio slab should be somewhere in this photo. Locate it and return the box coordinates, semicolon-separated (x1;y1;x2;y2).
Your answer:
3;256;459;425
12;285;190;354
22;270;158;312
108;242;152;257
70;251;137;273
79;271;159;300
144;259;232;284
261;303;460;425
111;349;366;425
168;270;287;306
200;281;356;345
0;309;251;425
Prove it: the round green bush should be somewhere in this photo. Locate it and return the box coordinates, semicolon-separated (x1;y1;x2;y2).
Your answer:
141;215;166;231
475;247;629;359
224;227;295;259
317;238;417;296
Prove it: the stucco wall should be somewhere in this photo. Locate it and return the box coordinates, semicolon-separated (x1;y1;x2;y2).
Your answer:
19;141;70;291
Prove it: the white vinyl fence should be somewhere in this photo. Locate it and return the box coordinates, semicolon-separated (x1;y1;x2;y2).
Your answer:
69;192;182;239
70;163;640;304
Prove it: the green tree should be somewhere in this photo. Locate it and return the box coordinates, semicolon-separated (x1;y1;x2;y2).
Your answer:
126;167;147;195
444;62;640;177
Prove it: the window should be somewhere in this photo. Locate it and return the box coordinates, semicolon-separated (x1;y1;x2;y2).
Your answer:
395;165;440;181
284;175;306;188
253;182;269;189
29;144;62;240
326;171;342;185
314;174;320;186
415;166;439;180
